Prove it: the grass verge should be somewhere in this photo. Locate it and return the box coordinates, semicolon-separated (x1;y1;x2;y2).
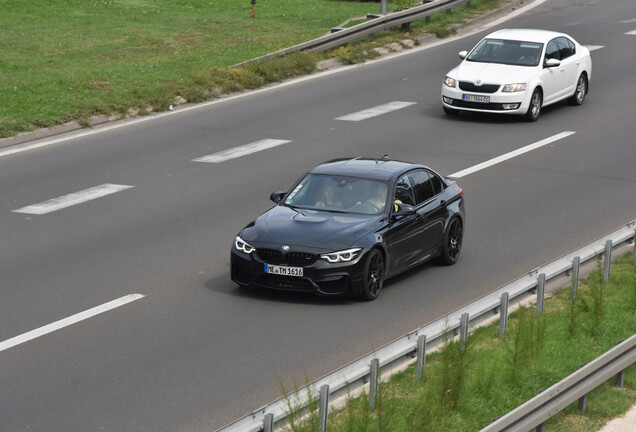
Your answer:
286;253;636;432
1;0;519;139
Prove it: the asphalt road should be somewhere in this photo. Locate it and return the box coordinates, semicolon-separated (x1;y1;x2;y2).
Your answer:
1;0;635;430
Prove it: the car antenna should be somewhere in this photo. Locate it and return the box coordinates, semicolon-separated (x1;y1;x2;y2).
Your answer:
380;154;390;162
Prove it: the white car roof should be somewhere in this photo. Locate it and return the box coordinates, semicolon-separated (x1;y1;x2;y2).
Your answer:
483;29;572;44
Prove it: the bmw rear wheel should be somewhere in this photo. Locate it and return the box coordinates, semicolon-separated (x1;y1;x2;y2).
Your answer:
361;249;384;301
439;218;463;265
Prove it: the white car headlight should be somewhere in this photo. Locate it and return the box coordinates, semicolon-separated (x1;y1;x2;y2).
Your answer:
443;76;457;88
235;236;255;254
320;248;361;263
502;83;527;93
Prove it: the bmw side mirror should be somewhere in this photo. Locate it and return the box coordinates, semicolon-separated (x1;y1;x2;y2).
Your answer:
270;191;286;204
545;58;560;68
458;50;468;59
393;202;416;216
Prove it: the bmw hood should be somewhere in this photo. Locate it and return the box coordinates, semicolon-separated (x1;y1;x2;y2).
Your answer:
450;61;537;85
239;205;382;252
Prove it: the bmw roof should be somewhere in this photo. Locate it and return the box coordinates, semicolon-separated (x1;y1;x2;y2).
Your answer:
308;157;428;181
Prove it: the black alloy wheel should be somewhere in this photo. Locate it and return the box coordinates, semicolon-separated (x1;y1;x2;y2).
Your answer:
524;88;542;122
568;74;587;106
439;218;463;265
361;249;384;301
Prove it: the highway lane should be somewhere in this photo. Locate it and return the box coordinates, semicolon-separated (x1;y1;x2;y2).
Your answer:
1;0;636;430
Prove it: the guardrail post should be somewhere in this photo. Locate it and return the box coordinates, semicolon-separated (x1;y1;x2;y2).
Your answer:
603;240;612;283
578;394;587;413
536;422;545;432
536;273;545;315
416;335;427;380
319;384;329;432
263;412;274;432
460;313;469;352
571;256;580;299
380;0;387;14
499;292;509;337
616;369;625;388
369;358;379;411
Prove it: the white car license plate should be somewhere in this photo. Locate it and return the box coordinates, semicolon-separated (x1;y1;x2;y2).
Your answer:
265;264;303;277
463;94;490;103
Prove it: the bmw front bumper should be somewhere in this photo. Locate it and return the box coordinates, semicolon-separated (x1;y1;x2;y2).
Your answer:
230;245;369;297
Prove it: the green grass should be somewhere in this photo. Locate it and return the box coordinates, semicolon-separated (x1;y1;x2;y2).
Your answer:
1;0;517;138
288;254;636;432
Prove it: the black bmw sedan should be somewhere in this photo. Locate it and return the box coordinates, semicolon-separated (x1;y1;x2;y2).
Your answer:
231;157;465;300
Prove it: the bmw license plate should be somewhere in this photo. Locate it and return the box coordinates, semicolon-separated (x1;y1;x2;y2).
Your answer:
463;94;490;103
265;264;303;277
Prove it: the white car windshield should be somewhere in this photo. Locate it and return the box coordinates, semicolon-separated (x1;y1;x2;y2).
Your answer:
467;39;543;67
284;174;389;215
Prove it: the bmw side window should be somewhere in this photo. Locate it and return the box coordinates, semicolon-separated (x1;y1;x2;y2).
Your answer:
430;173;444;195
394;175;416;206
410;170;434;204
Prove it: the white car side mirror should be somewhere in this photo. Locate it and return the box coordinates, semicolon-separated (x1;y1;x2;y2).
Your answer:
545;58;561;68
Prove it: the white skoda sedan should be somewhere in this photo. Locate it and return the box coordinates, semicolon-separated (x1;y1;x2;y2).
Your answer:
441;29;592;121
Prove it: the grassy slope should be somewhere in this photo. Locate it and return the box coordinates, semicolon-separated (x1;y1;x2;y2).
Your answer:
1;0;510;138
0;0;385;136
294;255;636;432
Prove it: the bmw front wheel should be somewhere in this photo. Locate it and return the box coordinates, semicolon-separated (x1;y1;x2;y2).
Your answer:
361;249;384;301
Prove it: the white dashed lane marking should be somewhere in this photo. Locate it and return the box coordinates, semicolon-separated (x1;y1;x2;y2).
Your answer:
12;183;134;215
0;294;145;353
449;131;576;179
335;101;417;121
626;30;636;35
192;138;292;163
585;45;604;52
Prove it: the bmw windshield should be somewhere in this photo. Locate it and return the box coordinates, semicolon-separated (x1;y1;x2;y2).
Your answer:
283;174;389;215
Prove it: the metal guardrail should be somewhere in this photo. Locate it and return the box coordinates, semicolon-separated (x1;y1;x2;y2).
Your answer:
232;0;471;67
216;219;636;432
479;334;636;432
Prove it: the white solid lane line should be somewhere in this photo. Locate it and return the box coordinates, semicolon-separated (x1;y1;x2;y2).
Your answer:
0;294;145;353
12;183;134;215
449;131;576;179
335;101;417;121
192;138;292;163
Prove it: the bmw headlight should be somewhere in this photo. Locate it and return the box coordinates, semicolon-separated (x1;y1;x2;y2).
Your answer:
235;236;255;254
443;76;457;88
502;83;527;93
320;248;361;263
